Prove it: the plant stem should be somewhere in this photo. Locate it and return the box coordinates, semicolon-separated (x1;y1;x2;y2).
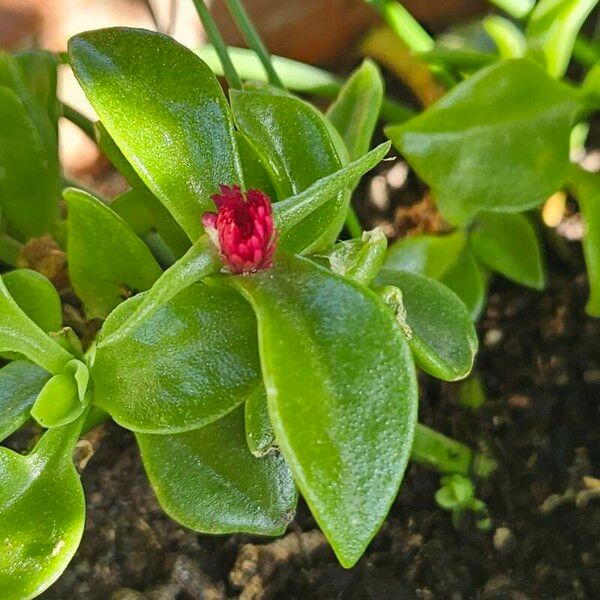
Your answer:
365;0;456;87
345;206;364;238
223;0;284;89
366;0;433;53
411;423;497;479
190;0;243;89
487;0;534;19
61;103;96;141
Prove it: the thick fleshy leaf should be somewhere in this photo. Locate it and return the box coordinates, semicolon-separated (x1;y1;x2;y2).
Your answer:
65;188;163;319
382;231;466;280
137;406;296;535
93;283;261;433
0;361;50;442
526;0;598;78
386;59;581;225
0;87;59;240
15;50;59;132
0;274;72;374
2;269;62;333
440;247;487;321
94;121;192;259
245;387;276;457
230;254;418;568
329;227;388;287
235;131;277;200
0;51;58;156
375;270;478;381
68;27;243;240
230;89;346;252
567;165;600;316
327;59;383;161
0;418;85;600
470;212;545;289
32;359;90;429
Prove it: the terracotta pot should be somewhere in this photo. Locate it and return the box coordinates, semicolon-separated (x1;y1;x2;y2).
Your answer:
211;0;485;64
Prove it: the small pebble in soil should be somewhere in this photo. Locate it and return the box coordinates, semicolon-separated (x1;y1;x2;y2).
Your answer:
171;555;225;600
493;527;516;555
484;329;503;347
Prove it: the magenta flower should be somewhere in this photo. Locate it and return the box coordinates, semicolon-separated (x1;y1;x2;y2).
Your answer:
202;185;278;274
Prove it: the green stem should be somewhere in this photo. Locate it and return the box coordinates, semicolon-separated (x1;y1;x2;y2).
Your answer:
366;0;433;53
191;0;243;89
365;0;456;87
223;0;284;89
486;0;534;19
61;103;96;141
345;206;364;238
411;423;497;479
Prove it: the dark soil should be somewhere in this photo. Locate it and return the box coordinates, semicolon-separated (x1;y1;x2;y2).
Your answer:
38;251;600;600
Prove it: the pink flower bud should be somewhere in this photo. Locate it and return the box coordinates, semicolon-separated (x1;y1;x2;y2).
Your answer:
202;185;278;274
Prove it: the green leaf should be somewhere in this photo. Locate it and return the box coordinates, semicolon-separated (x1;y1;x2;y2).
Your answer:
2;269;62;333
328;227;388;287
470;212;545;289
382;231;466;280
245;387;276;457
15;50;59;133
137;406;296;535
65;187;163;319
94;122;192;260
0;233;22;267
0;361;50;442
375;270;478;381
230;254;418;568
32;359;90;429
439;247;487;321
273;142;390;244
0;51;58;156
0;274;72;374
93;282;261;433
567;165;600;315
230;89;346;252
0;418;85;600
327;59;383;161
69;27;243;240
386;59;581;225
235;131;277;200
0;87;59;240
526;0;599;78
